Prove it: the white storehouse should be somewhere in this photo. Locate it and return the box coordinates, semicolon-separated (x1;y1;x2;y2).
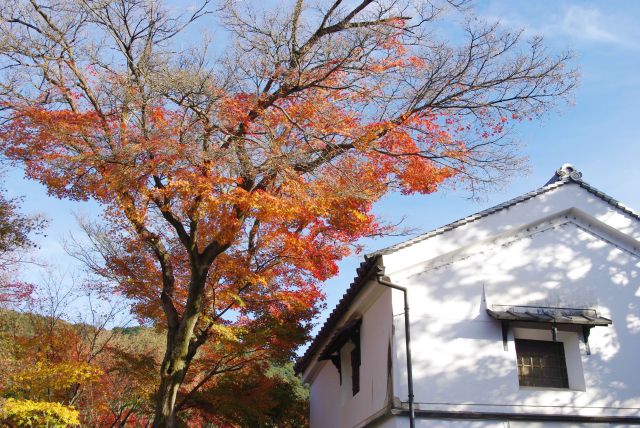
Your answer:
296;165;640;427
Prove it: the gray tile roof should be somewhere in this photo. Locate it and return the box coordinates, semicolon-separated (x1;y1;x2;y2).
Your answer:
296;168;640;375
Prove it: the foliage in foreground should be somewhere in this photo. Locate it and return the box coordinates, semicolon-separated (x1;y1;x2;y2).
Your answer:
1;398;80;427
0;308;309;427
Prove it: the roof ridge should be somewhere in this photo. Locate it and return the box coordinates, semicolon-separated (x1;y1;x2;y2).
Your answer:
368;177;571;257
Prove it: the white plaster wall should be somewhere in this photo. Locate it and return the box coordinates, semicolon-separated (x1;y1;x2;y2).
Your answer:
308;183;640;427
310;361;341;428
386;212;640;418
307;285;394;428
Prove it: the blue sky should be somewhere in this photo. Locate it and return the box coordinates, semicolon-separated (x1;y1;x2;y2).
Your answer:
4;1;640;334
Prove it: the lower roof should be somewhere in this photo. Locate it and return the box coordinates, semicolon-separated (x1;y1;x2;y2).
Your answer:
486;305;612;326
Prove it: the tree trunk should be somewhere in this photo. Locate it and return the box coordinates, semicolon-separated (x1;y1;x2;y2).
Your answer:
153;354;185;428
153;270;208;427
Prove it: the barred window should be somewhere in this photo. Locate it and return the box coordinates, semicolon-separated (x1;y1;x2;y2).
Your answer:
515;339;569;388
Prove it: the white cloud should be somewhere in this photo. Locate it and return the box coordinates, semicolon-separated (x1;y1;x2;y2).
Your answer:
558;5;618;44
481;2;639;49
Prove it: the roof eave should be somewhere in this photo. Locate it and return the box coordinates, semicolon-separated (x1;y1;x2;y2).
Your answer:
295;255;381;375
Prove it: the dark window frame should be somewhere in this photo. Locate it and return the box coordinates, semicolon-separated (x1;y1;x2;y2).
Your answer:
317;318;361;394
351;345;361;396
515;339;569;389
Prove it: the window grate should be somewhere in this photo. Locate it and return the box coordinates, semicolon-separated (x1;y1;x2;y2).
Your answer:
515;339;569;388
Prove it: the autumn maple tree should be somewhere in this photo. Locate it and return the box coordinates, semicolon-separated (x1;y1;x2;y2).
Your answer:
0;0;576;426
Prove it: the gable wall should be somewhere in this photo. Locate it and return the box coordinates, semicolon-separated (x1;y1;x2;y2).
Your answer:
384;192;640;418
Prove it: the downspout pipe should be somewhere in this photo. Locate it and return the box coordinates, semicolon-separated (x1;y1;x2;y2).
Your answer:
376;267;415;428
